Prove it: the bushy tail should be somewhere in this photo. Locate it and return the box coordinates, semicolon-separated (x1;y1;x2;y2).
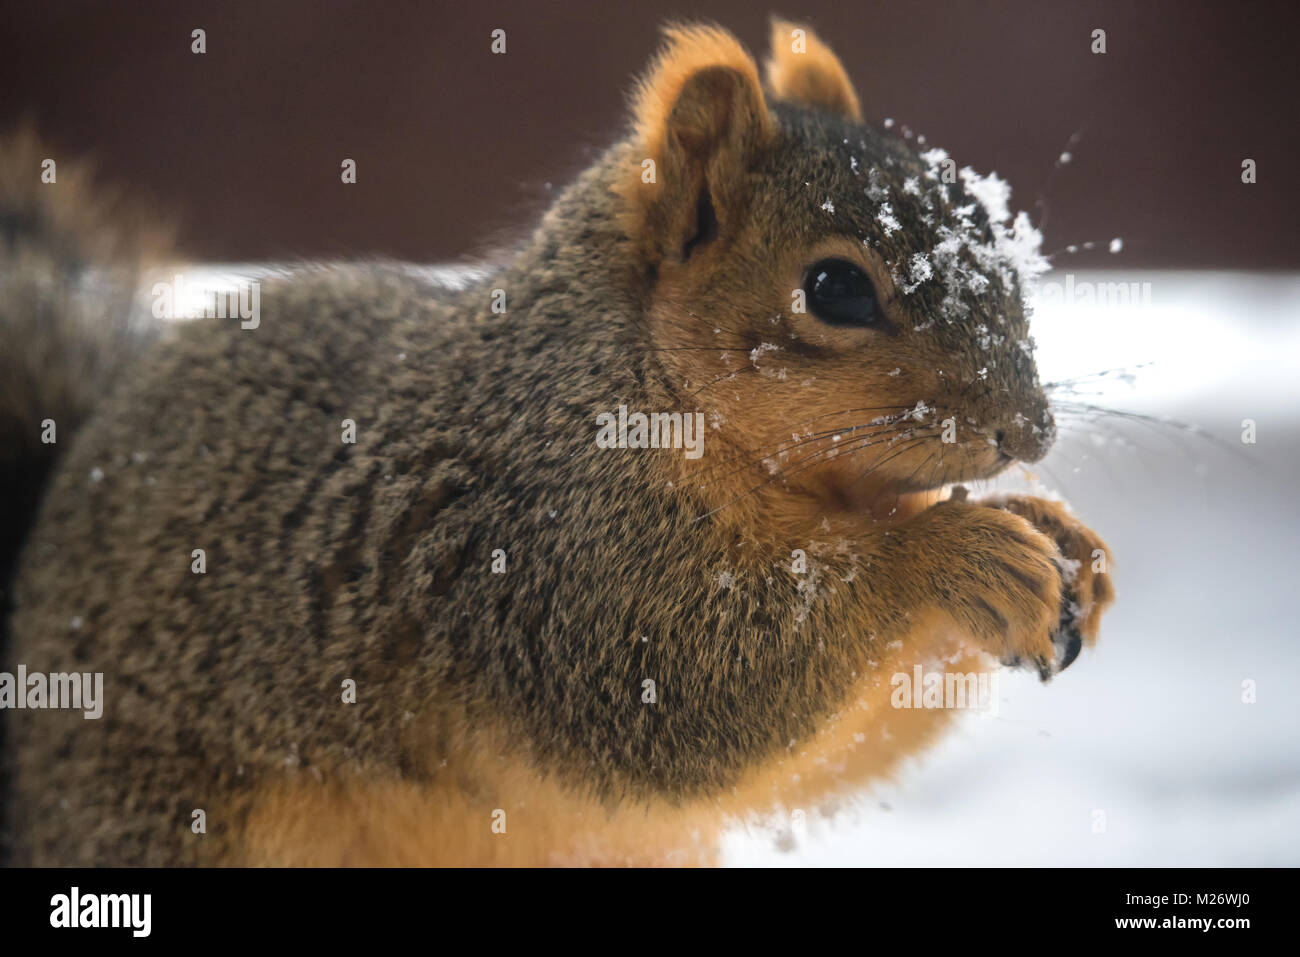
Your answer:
0;127;171;860
0;127;170;602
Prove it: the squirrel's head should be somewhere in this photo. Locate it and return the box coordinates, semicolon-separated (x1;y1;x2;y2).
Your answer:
615;20;1055;520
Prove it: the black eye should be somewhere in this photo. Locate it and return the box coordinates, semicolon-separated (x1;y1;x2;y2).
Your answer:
804;258;883;328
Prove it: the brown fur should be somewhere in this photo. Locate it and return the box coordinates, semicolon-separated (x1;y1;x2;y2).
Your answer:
765;18;863;121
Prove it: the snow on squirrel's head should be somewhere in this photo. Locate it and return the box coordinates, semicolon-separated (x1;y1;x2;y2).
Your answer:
615;19;1056;516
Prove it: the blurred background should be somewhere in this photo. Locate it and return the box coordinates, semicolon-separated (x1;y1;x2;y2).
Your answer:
3;1;1296;865
1;0;1296;270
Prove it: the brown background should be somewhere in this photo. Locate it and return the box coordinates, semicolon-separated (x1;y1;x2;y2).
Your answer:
1;0;1295;269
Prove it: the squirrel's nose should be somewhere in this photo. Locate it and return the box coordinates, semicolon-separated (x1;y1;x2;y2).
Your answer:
993;405;1055;463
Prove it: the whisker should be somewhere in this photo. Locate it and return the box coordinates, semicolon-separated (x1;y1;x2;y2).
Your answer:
690;430;941;523
1052;401;1248;463
684;418;926;489
1044;363;1152;392
649;347;756;353
687;369;744;399
780;429;942;487
679;405;929;485
845;434;938;490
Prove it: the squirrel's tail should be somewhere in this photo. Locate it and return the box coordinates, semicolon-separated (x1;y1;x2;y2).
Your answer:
0;127;170;602
0;127;170;860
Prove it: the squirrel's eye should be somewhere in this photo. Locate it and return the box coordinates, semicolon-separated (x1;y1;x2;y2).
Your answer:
804;258;883;328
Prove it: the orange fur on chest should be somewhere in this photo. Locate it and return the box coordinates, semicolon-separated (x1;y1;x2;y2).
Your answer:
236;618;985;866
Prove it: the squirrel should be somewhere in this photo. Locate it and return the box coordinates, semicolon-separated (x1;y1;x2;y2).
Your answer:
0;20;1113;866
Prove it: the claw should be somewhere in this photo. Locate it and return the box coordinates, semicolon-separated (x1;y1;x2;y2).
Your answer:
1057;627;1083;671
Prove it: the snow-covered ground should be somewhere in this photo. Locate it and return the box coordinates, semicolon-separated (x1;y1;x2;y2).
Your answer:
725;271;1300;866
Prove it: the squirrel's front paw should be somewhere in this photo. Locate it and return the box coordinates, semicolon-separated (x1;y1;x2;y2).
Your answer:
981;495;1115;674
907;503;1067;679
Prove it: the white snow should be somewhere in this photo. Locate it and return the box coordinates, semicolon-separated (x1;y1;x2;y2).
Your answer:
959;167;1012;224
876;203;901;236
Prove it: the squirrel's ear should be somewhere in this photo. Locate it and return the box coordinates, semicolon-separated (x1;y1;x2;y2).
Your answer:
618;23;772;264
764;18;861;122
